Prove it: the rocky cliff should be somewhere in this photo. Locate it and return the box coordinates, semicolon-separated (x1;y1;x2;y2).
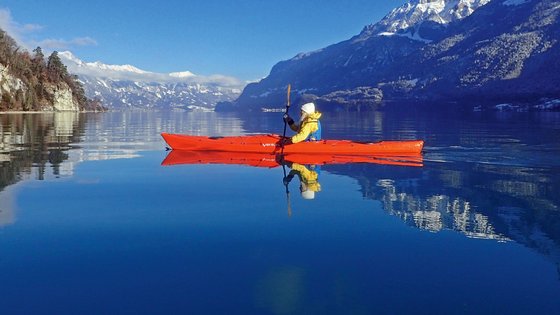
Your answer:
1;63;80;111
0;29;96;112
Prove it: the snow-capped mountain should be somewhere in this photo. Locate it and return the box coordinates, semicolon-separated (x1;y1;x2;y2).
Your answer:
239;0;490;108
360;0;491;41
236;0;559;109
59;51;244;110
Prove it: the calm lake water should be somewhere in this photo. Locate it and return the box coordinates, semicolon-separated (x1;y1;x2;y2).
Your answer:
1;106;559;314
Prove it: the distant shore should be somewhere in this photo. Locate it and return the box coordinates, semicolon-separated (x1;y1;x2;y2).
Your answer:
0;110;104;114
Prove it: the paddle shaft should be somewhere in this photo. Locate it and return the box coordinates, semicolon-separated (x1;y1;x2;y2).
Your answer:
281;84;291;155
282;163;292;217
281;84;292;216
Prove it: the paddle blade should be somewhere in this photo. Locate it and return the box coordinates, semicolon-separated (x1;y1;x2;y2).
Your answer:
286;84;291;108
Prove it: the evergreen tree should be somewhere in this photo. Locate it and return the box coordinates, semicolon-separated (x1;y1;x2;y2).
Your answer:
47;51;68;81
32;47;45;73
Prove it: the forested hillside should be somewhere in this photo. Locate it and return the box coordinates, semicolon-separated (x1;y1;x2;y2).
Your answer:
0;28;103;111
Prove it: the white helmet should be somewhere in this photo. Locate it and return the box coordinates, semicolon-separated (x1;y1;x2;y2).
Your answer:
301;189;315;200
301;102;315;114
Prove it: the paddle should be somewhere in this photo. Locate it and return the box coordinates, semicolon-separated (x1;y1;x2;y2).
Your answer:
281;84;292;216
280;84;291;155
282;162;293;217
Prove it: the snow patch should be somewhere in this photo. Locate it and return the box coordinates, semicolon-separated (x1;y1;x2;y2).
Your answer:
343;55;353;67
404;78;419;86
503;0;530;6
291;48;324;61
534;99;560;110
97;79;109;89
378;31;432;43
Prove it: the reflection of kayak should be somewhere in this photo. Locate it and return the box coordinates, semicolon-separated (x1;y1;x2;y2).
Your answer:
161;150;423;168
161;133;424;155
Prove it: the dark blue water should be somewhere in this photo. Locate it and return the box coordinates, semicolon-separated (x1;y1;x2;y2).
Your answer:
1;108;559;314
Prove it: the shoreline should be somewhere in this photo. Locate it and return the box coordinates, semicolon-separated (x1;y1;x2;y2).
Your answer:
0;110;105;114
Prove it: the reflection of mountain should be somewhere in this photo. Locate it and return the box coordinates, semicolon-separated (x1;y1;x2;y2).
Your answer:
323;152;560;265
375;178;507;241
236;106;560;266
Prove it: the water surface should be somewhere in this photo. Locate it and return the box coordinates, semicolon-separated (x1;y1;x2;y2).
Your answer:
0;108;559;314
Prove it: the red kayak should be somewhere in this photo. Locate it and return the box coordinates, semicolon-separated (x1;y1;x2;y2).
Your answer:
161;150;423;168
161;133;424;155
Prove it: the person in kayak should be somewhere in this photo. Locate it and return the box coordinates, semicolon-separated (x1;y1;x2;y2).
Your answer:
282;161;321;200
283;102;322;143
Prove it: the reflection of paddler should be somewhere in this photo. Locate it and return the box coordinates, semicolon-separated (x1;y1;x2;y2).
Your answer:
282;162;321;200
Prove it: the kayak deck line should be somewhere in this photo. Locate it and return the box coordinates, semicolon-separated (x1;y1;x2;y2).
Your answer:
161;133;424;156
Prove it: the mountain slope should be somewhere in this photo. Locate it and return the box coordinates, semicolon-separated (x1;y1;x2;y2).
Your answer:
392;0;560;100
235;0;560;109
59;52;244;110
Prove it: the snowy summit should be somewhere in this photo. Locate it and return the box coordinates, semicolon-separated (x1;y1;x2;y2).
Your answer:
358;0;491;41
59;51;242;87
58;51;147;75
57;51;244;109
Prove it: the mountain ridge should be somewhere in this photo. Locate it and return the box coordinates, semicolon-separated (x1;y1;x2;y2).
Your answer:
233;0;560;111
59;51;244;110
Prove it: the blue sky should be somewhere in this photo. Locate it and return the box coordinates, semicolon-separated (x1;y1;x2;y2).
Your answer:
0;0;406;81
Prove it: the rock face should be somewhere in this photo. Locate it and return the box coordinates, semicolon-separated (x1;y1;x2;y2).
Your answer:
52;84;79;111
236;0;560;110
0;64;25;97
1;64;79;112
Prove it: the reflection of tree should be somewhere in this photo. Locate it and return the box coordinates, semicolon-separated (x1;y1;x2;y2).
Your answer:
323;161;560;265
0;113;85;225
3;113;85;180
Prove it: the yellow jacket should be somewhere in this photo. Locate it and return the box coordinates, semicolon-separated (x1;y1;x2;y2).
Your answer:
289;163;321;192
289;112;322;143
